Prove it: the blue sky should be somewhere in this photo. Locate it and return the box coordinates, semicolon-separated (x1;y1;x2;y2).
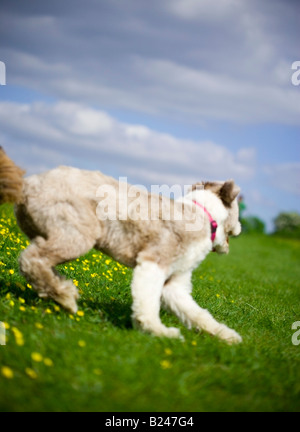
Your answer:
0;0;299;231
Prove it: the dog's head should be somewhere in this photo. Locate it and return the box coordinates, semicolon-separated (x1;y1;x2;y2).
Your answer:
192;180;242;254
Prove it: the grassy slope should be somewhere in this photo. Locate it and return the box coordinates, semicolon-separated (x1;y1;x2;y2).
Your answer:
0;203;299;412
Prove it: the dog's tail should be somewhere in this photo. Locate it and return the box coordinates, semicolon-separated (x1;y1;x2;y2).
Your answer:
0;147;25;204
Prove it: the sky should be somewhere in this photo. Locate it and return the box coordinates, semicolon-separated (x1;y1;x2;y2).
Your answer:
0;0;299;231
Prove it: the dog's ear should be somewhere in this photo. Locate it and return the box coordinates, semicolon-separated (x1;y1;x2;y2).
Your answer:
192;180;240;207
219;180;240;207
191;182;204;192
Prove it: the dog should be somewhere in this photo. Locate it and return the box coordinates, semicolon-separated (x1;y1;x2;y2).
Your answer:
0;147;242;343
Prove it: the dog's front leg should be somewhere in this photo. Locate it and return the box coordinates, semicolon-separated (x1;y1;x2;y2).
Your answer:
162;272;242;344
131;260;181;338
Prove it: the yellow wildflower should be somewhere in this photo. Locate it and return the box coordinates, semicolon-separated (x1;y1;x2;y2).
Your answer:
35;323;43;330
160;360;172;370
25;368;38;379
44;358;53;367
12;327;24;346
31;352;43;362
1;366;14;379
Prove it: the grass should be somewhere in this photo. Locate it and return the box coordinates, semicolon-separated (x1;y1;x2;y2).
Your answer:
0;203;300;412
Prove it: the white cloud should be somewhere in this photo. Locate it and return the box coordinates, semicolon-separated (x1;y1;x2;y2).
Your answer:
0;100;255;187
1;1;299;126
264;163;300;196
166;0;241;21
247;189;276;208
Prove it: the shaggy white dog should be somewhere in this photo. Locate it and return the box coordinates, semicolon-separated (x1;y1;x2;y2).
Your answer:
0;147;242;343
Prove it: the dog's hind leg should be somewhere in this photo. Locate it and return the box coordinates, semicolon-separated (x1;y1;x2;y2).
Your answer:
19;231;95;313
162;272;242;344
131;260;182;338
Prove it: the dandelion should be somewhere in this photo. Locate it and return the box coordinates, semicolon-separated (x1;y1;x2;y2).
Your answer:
44;358;53;367
31;352;43;362
19;306;26;312
191;340;197;346
77;310;84;317
35;323;43;330
78;340;86;348
45;308;52;314
160;360;172;370
12;327;24;346
164;348;172;356
1;366;14;379
216;294;220;298
25;368;38;379
16;282;26;291
8;269;14;275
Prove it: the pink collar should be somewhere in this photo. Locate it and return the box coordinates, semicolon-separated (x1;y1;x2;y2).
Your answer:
192;200;218;242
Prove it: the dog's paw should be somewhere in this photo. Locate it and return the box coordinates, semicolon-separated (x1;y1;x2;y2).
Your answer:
52;280;79;314
216;325;242;345
160;326;183;340
134;318;183;339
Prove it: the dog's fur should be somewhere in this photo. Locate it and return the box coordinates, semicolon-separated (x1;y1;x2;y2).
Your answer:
0;147;242;343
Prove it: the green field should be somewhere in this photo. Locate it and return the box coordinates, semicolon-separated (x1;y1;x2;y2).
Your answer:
0;203;299;412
